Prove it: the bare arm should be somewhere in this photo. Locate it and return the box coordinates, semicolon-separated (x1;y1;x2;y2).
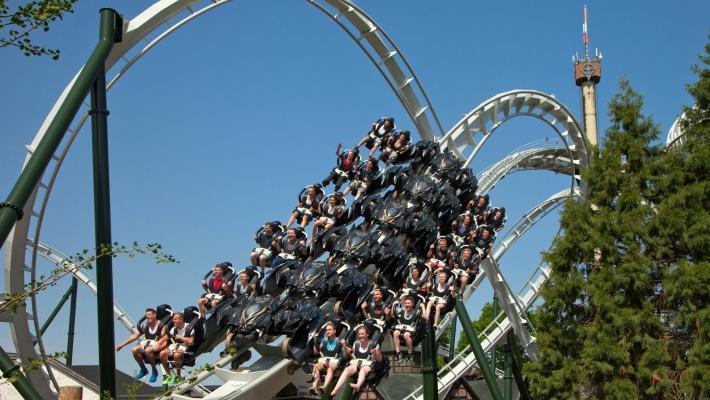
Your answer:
115;330;141;351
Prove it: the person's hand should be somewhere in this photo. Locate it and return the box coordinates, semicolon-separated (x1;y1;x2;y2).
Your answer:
429;244;435;249
201;279;207;286
115;344;122;351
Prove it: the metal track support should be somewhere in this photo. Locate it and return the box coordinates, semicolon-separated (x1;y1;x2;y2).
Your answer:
91;9;123;398
455;295;503;400
421;319;438;400
66;277;78;365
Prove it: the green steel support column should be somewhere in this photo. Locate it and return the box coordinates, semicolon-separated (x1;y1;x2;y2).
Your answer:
503;340;513;400
91;9;122;398
508;331;531;400
448;317;457;361
490;295;499;368
319;381;335;400
38;283;75;337
421;317;438;400
66;277;78;365
0;8;121;399
334;378;353;400
0;349;42;400
455;295;503;400
91;54;115;400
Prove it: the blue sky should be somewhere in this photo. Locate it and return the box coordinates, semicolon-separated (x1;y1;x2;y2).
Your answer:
1;0;708;379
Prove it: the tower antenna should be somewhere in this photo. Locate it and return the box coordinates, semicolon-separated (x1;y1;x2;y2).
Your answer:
583;4;589;58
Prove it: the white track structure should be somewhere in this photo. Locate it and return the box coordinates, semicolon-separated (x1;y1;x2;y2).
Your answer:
2;1;588;398
666;113;687;147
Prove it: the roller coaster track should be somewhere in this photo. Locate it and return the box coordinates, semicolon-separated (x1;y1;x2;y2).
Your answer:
438;89;588;180
2;1;589;399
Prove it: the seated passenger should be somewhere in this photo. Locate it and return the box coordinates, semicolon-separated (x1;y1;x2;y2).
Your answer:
343;158;380;200
426;270;456;326
486;207;506;232
330;326;383;396
287;185;323;228
360;288;392;325
311;193;346;241
467;194;490;223
453;245;480;290
391;295;425;364
234;271;256;297
357;117;396;156
450;213;476;245
198;263;234;319
250;222;281;268
379;130;411;165
472;225;495;259
426;236;454;271
115;308;165;383
398;264;430;300
159;312;195;385
322;144;361;191
271;227;308;267
310;322;346;395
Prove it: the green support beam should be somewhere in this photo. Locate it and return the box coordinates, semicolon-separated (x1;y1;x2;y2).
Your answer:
0;349;43;400
91;10;119;396
508;331;531;400
491;295;499;368
455;295;503;400
334;377;353;400
66;277;79;366
448;317;457;361
0;8;122;399
37;283;75;337
503;340;513;400
421;317;438;400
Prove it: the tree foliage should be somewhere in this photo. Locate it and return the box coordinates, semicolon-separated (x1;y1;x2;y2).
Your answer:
646;36;710;399
525;37;710;400
0;0;78;59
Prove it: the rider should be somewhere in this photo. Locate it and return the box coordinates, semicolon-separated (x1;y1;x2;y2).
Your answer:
343;158;380;200
400;264;430;298
472;225;495;259
486;207;506;231
330;326;383;396
198;263;233;319
310;322;346;395
360;288;392;323
426;270;456;326
271;227;308;267
451;213;476;244
379;130;411;165
159;312;195;385
311;193;346;241
453;245;480;290
322;144;361;191
250;222;279;268
391;296;424;363
115;308;165;383
357;117;396;156
234;271;256;297
468;194;490;225
287;185;323;228
426;236;454;271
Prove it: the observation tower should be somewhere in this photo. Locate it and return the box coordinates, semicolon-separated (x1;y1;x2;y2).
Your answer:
573;5;602;147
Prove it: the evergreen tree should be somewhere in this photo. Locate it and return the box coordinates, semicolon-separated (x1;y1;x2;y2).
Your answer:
647;37;710;399
526;79;669;399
